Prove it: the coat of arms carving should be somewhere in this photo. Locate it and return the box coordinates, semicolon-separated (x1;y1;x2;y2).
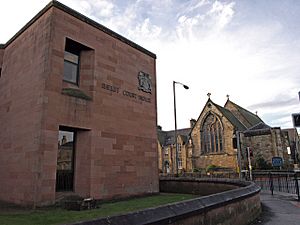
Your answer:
138;71;152;94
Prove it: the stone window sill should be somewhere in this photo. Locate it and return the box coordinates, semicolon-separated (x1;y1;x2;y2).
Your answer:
61;88;92;101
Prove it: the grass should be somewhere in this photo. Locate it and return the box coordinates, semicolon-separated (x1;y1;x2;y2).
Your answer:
0;193;197;225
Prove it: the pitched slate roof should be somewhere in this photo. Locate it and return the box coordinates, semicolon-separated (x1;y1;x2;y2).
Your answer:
243;122;272;137
225;100;263;128
157;128;191;146
212;101;247;131
247;122;271;131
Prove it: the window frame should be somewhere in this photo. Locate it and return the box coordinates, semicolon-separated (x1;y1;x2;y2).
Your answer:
63;50;80;85
178;157;183;169
56;126;77;192
201;113;224;154
63;38;91;86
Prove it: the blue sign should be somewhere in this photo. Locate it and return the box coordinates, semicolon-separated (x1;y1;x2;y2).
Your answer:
272;157;283;167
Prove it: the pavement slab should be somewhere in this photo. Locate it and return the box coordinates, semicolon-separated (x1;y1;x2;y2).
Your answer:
251;192;300;225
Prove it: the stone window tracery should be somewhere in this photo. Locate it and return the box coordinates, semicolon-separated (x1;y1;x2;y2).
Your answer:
201;113;223;154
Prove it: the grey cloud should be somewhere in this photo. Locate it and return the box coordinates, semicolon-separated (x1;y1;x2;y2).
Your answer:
248;95;299;110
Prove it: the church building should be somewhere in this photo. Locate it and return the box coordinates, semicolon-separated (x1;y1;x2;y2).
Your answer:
158;95;298;174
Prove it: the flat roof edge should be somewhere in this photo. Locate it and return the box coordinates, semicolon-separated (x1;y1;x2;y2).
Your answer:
3;0;157;59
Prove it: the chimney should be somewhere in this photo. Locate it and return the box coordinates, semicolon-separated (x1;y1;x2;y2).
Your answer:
190;119;196;128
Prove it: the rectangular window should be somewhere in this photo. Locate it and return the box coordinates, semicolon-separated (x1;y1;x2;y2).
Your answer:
178;158;183;169
64;51;79;84
164;148;168;156
63;38;91;85
178;143;182;153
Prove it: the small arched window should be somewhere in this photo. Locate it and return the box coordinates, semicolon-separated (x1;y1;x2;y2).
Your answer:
201;113;223;154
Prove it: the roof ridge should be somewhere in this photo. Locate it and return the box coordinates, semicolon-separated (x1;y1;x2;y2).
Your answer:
213;101;247;131
164;128;191;132
226;100;263;127
246;122;270;131
228;100;260;119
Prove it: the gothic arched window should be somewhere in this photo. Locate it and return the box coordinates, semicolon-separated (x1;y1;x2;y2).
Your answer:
201;113;223;154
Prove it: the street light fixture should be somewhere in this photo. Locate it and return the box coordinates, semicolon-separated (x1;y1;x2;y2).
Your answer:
173;81;189;175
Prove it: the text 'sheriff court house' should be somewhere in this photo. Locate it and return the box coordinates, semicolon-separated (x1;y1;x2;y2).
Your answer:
0;1;158;206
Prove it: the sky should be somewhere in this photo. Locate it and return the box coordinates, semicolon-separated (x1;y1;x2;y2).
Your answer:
1;0;300;131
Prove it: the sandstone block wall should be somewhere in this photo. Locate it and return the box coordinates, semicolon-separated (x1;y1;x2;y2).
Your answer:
0;2;158;206
191;101;238;170
0;9;53;205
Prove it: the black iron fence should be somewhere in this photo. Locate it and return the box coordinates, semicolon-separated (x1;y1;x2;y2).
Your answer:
252;171;300;200
160;171;239;179
56;170;74;192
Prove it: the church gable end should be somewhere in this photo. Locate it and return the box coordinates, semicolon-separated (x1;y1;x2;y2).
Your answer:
191;99;237;158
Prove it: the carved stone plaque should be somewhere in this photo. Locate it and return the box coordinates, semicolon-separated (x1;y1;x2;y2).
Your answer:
138;71;152;94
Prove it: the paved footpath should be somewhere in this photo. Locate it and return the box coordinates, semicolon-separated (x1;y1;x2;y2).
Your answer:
251;191;300;225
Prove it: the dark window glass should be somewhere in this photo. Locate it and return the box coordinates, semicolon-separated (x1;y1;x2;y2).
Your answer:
64;51;79;84
201;113;223;154
215;128;219;152
210;126;215;152
232;137;237;149
63;38;90;85
218;123;223;152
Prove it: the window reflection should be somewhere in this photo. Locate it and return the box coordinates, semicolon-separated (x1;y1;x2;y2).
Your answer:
57;130;74;171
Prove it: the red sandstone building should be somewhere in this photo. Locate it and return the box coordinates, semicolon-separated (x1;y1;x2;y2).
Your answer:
0;1;158;206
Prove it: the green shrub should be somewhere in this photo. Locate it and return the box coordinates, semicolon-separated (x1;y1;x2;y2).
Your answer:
254;154;272;170
206;164;218;172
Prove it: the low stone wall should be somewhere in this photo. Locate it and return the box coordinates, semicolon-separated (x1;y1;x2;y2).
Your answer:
160;177;240;195
71;178;261;225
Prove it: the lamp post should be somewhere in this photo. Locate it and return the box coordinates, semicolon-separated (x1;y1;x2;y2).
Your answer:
235;131;242;179
173;81;189;175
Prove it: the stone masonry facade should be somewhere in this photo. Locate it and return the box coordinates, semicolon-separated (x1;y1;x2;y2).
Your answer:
158;97;298;174
0;1;158;206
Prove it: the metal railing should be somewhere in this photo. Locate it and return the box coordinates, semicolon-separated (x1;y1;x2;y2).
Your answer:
252;171;300;201
56;170;74;192
160;171;239;179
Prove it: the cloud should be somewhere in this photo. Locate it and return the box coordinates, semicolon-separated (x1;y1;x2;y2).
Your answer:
208;1;235;29
2;0;299;131
83;0;115;18
247;93;300;129
127;18;162;41
248;96;298;110
175;1;235;40
61;0;115;19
